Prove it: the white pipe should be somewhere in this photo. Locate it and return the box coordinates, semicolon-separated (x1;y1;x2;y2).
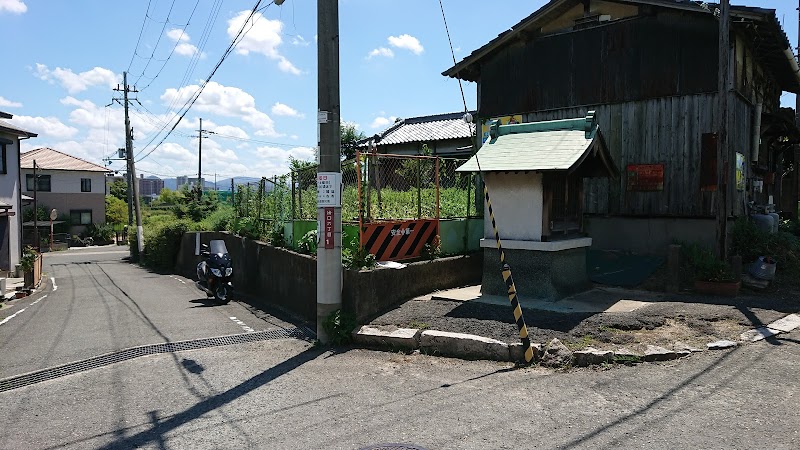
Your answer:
783;48;800;85
752;102;762;162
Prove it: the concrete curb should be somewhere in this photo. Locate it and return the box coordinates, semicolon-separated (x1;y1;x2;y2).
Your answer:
352;314;800;366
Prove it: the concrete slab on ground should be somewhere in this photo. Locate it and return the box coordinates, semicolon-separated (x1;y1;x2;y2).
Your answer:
766;314;800;333
431;285;653;314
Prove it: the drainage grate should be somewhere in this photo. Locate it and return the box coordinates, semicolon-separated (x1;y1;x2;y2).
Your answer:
0;327;309;393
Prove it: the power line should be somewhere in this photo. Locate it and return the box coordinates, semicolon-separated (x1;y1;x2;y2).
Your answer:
137;0;199;93
131;0;179;86
127;0;154;72
136;0;271;163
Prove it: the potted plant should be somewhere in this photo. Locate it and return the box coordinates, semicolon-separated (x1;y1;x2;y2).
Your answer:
20;246;40;289
685;243;740;296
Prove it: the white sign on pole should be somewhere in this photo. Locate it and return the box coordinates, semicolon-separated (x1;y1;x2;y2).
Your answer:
317;172;341;207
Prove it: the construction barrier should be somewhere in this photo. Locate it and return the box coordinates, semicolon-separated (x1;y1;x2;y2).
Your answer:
360;219;439;261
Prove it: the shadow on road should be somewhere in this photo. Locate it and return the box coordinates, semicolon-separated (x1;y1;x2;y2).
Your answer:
92;347;323;450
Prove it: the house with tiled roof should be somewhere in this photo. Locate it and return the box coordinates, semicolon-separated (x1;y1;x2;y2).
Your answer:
360;111;477;157
20;148;111;236
0;112;37;271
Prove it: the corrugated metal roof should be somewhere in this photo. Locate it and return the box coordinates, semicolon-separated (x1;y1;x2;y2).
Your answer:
366;111;476;146
0;119;37;138
457;129;595;172
20;147;109;172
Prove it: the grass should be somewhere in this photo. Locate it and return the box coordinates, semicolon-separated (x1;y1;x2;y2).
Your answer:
564;334;597;351
407;321;430;330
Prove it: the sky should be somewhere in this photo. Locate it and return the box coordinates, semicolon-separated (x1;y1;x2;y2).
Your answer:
0;0;797;182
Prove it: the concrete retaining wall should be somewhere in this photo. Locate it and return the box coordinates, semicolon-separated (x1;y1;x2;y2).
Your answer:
176;232;482;324
585;216;733;255
481;247;590;300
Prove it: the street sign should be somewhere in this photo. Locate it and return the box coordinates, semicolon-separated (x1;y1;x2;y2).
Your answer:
323;207;334;249
49;209;58;221
316;172;341;207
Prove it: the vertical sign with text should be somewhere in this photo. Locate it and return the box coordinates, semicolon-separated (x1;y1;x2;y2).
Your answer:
324;207;334;249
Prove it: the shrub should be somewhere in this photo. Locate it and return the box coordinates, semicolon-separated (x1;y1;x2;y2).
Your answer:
201;205;234;232
84;223;115;242
20;246;38;272
731;218;800;281
681;242;734;282
141;219;208;271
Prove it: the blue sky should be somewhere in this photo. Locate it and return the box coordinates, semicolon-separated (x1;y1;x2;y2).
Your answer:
0;0;796;181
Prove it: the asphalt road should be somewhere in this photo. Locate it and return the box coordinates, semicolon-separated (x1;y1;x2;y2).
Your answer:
0;245;294;379
1;246;798;449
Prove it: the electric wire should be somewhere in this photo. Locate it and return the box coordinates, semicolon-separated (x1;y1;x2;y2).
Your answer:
137;0;202;92
127;0;154;73
132;0;179;87
136;0;270;163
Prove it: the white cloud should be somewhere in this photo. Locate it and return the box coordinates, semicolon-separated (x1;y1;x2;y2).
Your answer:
161;81;280;137
34;64;120;94
271;102;304;118
210;125;249;139
0;96;22;108
291;35;309;47
228;11;301;75
370;116;397;129
255;145;316;174
0;0;26;14
367;47;394;59
388;34;424;55
167;28;201;57
159;142;195;162
10;115;78;139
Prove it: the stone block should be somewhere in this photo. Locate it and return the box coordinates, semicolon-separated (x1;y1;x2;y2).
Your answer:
739;327;781;342
540;338;573;367
573;347;614;367
353;325;421;350
420;330;510;361
643;345;677;362
707;340;738;350
767;314;800;333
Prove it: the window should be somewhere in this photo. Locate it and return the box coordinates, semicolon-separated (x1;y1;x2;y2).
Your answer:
81;178;91;192
26;174;51;192
70;210;92;225
0;143;7;174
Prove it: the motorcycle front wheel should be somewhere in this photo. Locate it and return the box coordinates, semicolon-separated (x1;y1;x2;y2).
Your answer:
215;283;230;304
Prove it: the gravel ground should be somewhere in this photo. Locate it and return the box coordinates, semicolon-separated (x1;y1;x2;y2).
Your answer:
369;282;800;352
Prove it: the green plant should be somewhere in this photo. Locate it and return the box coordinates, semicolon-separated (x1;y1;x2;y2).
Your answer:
343;246;376;270
20;246;38;272
322;309;358;345
407;321;429;330
296;230;318;254
270;226;286;247
682;242;735;282
421;236;441;261
84;223;115;242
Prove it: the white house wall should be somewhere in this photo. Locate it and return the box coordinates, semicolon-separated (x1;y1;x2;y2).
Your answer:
483;171;543;242
0;134;22;269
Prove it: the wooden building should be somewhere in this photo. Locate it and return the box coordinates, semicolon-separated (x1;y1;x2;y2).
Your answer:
444;0;800;254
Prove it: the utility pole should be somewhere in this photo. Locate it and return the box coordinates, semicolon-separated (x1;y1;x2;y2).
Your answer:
115;72;144;255
33;160;39;252
797;0;800;128
317;0;342;343
716;0;730;260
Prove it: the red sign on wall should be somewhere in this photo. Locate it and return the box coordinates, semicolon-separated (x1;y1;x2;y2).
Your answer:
360;219;439;261
323;207;334;249
626;164;664;191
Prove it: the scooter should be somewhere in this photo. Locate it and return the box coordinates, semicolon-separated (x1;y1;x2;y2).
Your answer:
195;239;233;304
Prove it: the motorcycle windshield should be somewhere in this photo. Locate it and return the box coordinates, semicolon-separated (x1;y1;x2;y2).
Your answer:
209;240;228;255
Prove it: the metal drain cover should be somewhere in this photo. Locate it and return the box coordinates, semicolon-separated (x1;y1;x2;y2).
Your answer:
359;445;428;450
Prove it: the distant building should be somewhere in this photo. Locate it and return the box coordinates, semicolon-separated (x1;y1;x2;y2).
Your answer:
177;176;204;190
139;175;164;197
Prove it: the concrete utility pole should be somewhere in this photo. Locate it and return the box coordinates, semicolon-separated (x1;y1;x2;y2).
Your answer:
716;0;730;260
797;0;800;128
198;117;203;199
116;72;144;255
33;160;38;252
317;0;342;343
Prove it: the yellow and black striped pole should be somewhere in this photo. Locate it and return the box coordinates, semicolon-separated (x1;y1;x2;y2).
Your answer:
484;184;536;364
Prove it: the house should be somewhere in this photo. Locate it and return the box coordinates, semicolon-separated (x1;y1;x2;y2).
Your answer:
20;148;111;235
444;0;800;254
0;111;38;271
360;111;476;157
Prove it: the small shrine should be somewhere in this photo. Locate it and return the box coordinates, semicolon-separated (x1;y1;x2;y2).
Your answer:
457;111;618;299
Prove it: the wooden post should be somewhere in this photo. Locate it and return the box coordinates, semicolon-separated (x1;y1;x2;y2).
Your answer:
716;0;730;260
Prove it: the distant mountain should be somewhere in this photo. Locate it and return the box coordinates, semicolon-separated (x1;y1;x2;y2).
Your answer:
157;176;267;192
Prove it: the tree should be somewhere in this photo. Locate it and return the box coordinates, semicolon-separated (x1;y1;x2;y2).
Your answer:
109;179;128;201
341;122;366;161
153;187;185;206
105;195;127;225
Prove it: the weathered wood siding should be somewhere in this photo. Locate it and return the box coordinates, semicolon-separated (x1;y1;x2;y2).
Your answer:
522;93;753;217
479;13;718;117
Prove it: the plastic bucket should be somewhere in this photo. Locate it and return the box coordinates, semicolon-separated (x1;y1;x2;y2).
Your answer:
748;256;777;281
